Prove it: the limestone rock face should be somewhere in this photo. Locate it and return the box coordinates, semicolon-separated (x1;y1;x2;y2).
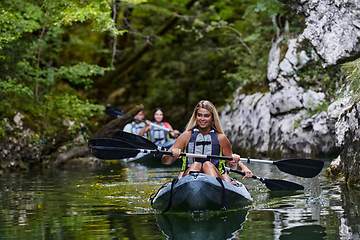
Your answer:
334;101;360;184
221;0;360;182
220;91;341;157
220;34;340;157
220;91;271;155
278;0;360;67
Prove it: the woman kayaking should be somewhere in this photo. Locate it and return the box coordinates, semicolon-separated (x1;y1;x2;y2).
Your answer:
161;100;253;183
139;108;180;149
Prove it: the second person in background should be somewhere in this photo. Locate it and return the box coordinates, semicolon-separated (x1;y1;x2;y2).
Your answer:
139;108;180;149
122;110;148;138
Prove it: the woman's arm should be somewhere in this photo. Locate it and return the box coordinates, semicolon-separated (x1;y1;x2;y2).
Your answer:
237;162;253;178
138;120;151;137
161;130;191;165
218;133;253;179
165;122;180;138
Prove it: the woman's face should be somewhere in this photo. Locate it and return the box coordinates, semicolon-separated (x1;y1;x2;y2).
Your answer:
154;110;164;123
196;108;213;129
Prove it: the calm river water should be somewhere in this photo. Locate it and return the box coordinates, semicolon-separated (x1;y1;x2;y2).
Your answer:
0;157;359;239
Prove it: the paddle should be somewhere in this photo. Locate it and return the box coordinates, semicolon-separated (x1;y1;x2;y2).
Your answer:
224;167;304;191
105;106;126;118
108;131;324;178
111;130;158;149
88;138;225;160
88;138;304;191
105;106;180;134
239;157;324;179
88;138;142;160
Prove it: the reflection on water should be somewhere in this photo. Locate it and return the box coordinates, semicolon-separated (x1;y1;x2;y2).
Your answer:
338;183;360;239
279;225;326;240
0;158;360;239
156;209;248;240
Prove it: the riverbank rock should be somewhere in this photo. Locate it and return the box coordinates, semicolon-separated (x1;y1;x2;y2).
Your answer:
220;91;342;157
0;112;94;171
278;0;360;67
0;105;144;172
276;0;360;184
221;0;360;183
0;113;40;171
330;100;360;185
220;34;341;157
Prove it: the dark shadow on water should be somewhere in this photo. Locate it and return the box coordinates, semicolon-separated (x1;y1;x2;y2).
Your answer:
268;190;304;199
279;225;326;240
155;209;248;240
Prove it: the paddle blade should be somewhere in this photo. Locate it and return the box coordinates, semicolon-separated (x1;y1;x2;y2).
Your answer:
111;130;158;150
105;106;126;118
89;146;140;159
262;179;304;191
274;158;324;178
88;138;136;148
88;138;139;159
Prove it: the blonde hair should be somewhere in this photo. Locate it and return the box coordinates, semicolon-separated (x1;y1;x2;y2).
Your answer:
185;100;224;133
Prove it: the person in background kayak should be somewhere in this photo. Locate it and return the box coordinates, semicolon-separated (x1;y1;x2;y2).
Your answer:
161;100;253;183
123;110;148;138
139;108;180;149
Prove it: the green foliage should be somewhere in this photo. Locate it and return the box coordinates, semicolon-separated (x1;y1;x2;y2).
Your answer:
0;1;43;49
0;0;311;153
56;62;111;87
0;0;133;147
342;58;360;102
296;56;343;101
0;78;33;96
244;0;289;19
115;0;287;128
42;93;105;134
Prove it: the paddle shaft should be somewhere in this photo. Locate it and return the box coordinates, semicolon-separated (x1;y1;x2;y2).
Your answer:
225;167;259;180
89;146;288;163
88;146;230;159
134;118;174;132
240;158;274;164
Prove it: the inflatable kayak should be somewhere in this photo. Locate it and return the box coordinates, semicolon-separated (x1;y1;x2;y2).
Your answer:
151;171;253;212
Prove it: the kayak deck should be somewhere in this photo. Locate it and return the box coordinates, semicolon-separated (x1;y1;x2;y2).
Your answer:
151;172;253;212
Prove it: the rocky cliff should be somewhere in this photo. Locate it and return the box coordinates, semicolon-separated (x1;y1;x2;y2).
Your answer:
331;100;360;184
220;34;342;158
278;0;360;68
220;0;360;184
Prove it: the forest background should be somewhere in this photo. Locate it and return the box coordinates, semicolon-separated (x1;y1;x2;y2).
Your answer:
1;0;356;159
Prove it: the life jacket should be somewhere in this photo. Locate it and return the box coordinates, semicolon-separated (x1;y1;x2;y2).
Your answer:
131;122;147;138
149;122;169;145
181;127;225;174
